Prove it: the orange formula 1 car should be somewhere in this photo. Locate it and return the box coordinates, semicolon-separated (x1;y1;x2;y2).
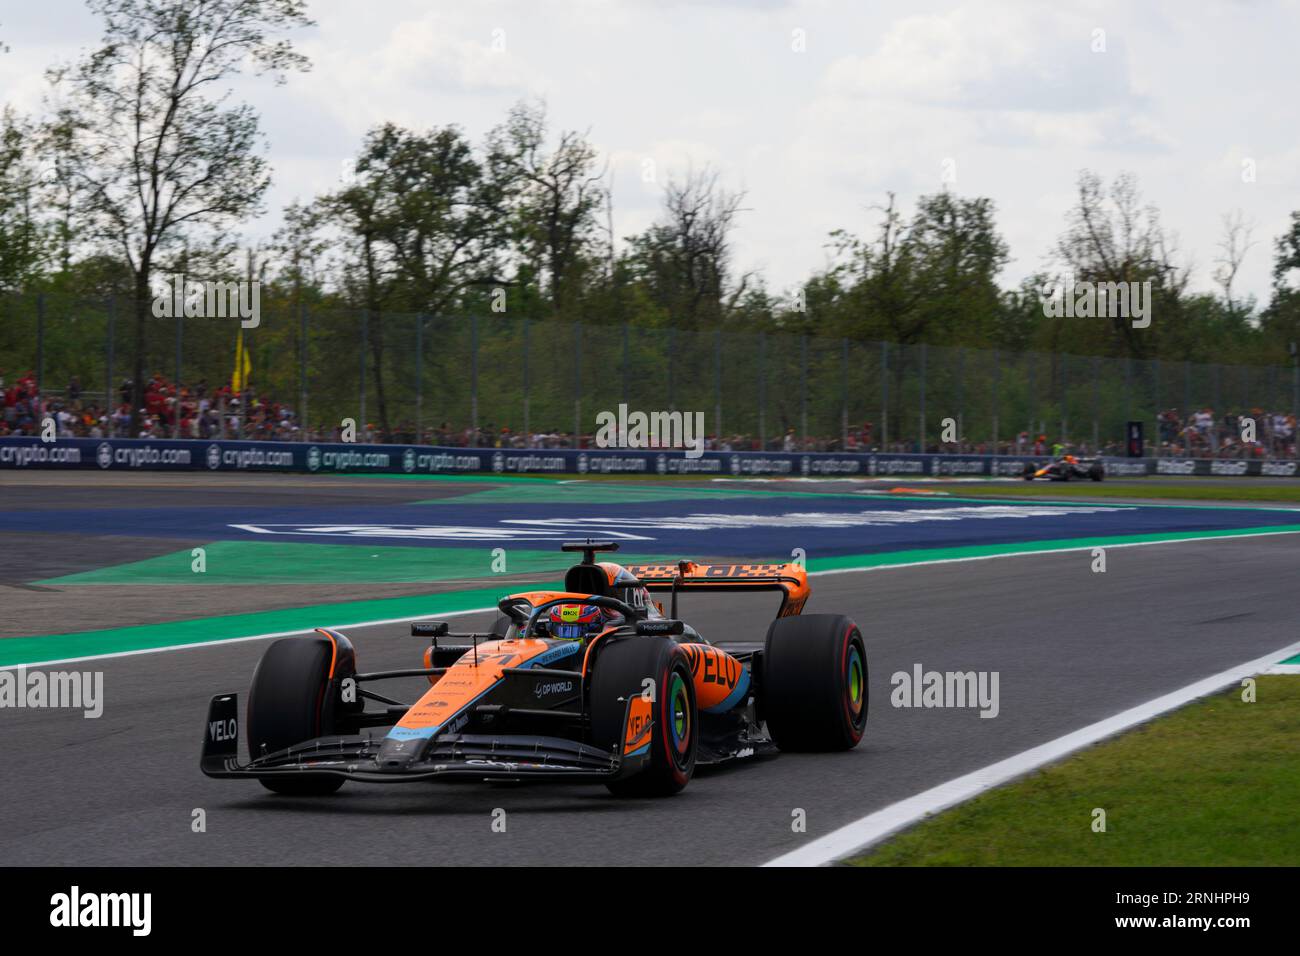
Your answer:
200;541;868;797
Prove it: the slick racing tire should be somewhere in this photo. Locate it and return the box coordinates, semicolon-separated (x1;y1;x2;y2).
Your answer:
1089;463;1105;482
1022;463;1035;480
247;633;355;796
591;635;697;797
762;614;867;752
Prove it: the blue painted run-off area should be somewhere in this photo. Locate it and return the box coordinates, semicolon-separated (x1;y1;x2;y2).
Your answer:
2;496;1297;557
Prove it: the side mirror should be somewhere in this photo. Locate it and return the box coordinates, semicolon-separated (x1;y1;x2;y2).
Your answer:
636;620;685;636
411;621;449;637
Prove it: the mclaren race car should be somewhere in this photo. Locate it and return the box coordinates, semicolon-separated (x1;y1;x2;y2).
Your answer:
1022;455;1105;482
201;541;868;796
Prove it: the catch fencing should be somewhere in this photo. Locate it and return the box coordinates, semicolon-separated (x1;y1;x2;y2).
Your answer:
3;292;1298;454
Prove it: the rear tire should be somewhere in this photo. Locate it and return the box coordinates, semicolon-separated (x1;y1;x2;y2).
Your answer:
247;634;353;795
762;614;867;752
590;636;697;796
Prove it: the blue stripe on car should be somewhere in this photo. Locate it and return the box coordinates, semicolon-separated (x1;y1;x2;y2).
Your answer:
702;665;751;713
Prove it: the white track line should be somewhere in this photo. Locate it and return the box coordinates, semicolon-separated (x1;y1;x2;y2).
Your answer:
763;636;1300;867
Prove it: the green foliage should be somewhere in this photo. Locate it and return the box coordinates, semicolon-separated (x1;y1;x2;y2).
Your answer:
0;109;47;293
4;10;1300;433
33;0;313;425
852;676;1300;866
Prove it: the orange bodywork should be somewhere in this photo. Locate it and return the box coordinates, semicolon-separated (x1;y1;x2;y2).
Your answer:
680;643;747;712
624;561;809;617
395;636;573;738
622;695;653;755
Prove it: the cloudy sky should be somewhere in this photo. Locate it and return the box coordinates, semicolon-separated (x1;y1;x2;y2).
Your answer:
2;0;1297;305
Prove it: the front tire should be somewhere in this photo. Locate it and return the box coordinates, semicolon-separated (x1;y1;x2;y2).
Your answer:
246;634;354;795
590;636;697;797
762;614;867;751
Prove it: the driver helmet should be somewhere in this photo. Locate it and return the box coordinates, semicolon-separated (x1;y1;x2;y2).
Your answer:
547;603;613;641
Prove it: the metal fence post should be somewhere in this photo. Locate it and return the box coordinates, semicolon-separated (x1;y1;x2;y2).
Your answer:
881;341;888;447
470;314;479;440
991;347;999;452
957;346;965;450
360;309;368;432
714;328;722;441
1124;357;1132;431
1153;357;1160;456
415;313;424;442
919;342;927;452
1092;357;1100;452
1058;352;1066;446
573;321;581;444
621;322;629;408
841;337;849;448
800;334;808;444
1027;358;1035;442
107;295;116;423
36;293;45;392
174;312;183;438
758;332;766;450
667;327;675;411
523;318;531;442
299;302;308;438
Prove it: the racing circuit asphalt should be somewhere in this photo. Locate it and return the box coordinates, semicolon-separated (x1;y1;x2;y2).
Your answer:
3;518;1298;865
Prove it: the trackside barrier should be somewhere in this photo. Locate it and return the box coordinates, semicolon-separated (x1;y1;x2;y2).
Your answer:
1;437;1297;478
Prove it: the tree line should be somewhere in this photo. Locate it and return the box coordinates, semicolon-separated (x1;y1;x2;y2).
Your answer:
2;0;1299;438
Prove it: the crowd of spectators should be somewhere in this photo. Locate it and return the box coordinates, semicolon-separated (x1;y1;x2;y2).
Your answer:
0;370;308;441
1155;407;1296;459
3;372;1297;460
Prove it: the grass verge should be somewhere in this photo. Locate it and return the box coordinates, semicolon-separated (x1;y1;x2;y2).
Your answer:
850;675;1300;866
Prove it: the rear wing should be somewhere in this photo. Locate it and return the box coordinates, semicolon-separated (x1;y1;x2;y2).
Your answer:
623;561;808;618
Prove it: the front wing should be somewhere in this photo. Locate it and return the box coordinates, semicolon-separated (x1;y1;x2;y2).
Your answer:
200;693;650;784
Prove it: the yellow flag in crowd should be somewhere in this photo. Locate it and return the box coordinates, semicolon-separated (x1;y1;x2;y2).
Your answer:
232;329;252;392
